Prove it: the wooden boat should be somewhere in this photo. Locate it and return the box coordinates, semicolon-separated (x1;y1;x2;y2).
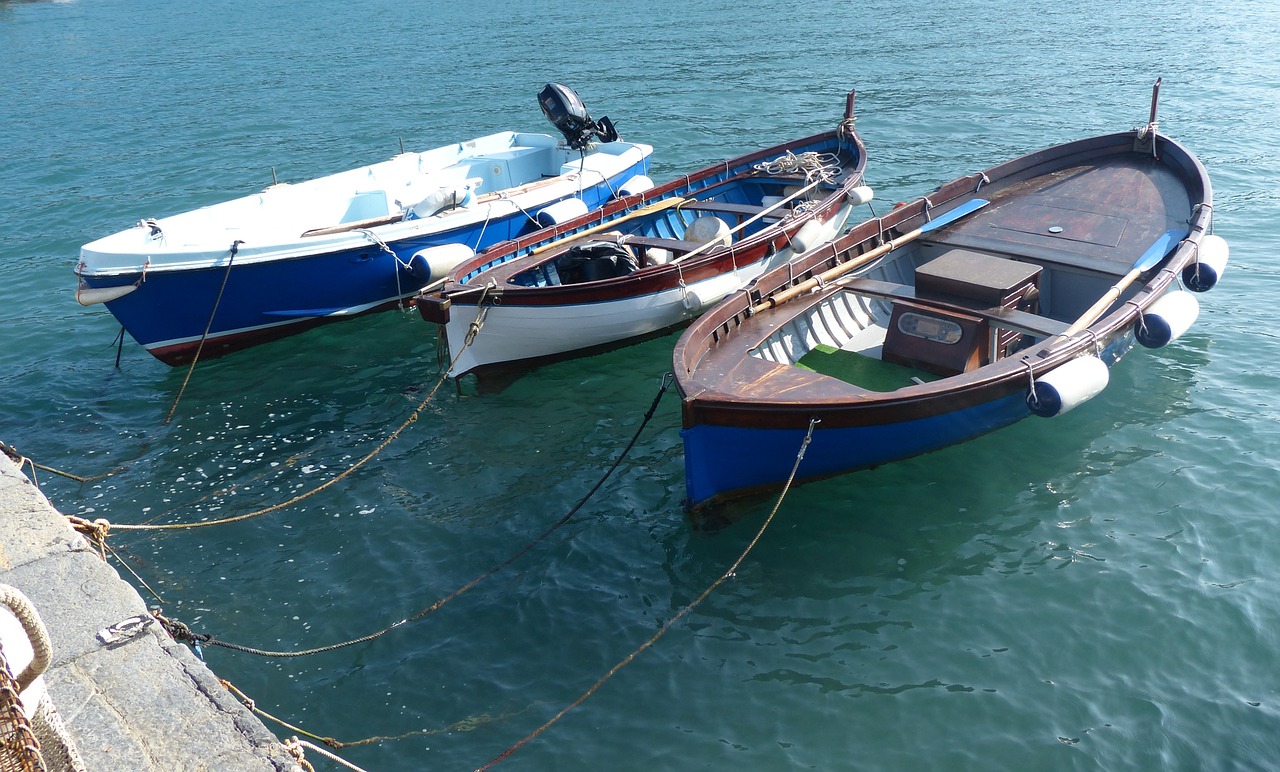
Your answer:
76;84;652;365
416;91;869;381
674;82;1228;512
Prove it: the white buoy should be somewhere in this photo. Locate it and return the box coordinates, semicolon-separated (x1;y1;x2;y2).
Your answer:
535;197;590;227
1135;291;1200;348
76;283;137;306
1028;355;1110;417
684;215;731;248
407;243;475;283
617;174;654;198
789;219;826;255
1182;233;1229;292
846;185;875;206
682;287;706;312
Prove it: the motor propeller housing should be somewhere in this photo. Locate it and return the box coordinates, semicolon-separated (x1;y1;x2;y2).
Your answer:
538;83;619;150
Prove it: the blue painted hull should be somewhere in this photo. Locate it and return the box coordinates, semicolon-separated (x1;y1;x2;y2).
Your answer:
83;159;648;364
681;391;1031;510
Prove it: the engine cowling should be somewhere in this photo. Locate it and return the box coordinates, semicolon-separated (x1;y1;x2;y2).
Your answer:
538;83;619;150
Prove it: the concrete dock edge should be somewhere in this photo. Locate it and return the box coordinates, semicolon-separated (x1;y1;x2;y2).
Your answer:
0;451;302;771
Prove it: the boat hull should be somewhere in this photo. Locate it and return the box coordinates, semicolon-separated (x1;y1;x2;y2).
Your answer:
681;332;1135;509
78;138;651;365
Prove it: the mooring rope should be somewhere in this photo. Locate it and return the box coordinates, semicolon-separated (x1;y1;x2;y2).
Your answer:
477;416;820;771
0;441;118;485
165;240;244;425
150;374;674;659
221;678;528;752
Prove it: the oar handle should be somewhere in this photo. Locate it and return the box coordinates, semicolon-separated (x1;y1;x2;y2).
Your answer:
754;229;908;312
530;197;688;255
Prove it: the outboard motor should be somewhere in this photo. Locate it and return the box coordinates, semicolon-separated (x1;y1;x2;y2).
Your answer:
538;83;619;150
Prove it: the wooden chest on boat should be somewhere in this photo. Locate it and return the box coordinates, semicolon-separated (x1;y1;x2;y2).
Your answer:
914;248;1042;308
883;249;1041;375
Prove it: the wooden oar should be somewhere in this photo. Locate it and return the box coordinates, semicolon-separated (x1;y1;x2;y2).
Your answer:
753;198;990;313
1059;228;1187;337
530;197;689;255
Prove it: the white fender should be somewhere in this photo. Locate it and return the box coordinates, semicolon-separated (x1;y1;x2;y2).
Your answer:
408;243;476;284
1182;233;1228;292
1135;291;1200;348
535;197;590;227
682;287;707;313
789;219;827;255
1028;355;1110;417
617;174;654;198
846;185;875;206
644;247;673;266
685;215;731;248
76;283;138;306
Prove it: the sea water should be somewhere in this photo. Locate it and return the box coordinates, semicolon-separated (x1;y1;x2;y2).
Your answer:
2;0;1279;769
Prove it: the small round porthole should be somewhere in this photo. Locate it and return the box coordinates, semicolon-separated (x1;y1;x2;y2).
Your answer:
897;312;963;344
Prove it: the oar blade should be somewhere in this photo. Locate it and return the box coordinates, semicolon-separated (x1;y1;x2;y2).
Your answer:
921;198;990;234
1135;228;1189;272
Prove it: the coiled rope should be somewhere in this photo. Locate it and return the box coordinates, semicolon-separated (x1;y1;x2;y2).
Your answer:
753;150;843;185
477;416;820;770
151;373;674;659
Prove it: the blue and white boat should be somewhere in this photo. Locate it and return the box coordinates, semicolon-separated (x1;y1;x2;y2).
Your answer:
76;84;653;365
674;82;1227;513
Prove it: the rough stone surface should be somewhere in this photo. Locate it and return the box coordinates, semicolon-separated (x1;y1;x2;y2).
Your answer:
0;452;302;771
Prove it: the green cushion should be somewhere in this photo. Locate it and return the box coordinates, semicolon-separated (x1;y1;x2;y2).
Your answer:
795;344;937;392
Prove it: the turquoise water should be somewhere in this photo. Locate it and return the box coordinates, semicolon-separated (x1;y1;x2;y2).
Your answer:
4;0;1280;769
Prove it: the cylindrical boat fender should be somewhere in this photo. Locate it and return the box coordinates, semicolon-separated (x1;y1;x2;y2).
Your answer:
407;243;476;283
846;185;875;206
1182;233;1229;292
76;282;138;306
535;197;590;227
1135;290;1200;348
789;219;827;255
616;174;653;198
1027;355;1110;418
684;215;732;248
409;184;474;219
682;287;707;313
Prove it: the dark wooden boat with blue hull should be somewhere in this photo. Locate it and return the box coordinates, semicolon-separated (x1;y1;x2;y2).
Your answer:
674;89;1228;512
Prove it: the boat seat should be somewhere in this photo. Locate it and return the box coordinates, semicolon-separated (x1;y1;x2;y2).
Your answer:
618;236;705;253
839;276;1068;338
681;201;785;220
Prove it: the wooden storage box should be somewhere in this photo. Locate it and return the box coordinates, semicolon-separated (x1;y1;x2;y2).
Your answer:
915;248;1042;307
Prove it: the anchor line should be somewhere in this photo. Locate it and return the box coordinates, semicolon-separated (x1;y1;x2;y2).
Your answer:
0;441;122;486
147;374;674;659
63;280;503;545
165;240;244;425
219;677;527;753
478;416;819;771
